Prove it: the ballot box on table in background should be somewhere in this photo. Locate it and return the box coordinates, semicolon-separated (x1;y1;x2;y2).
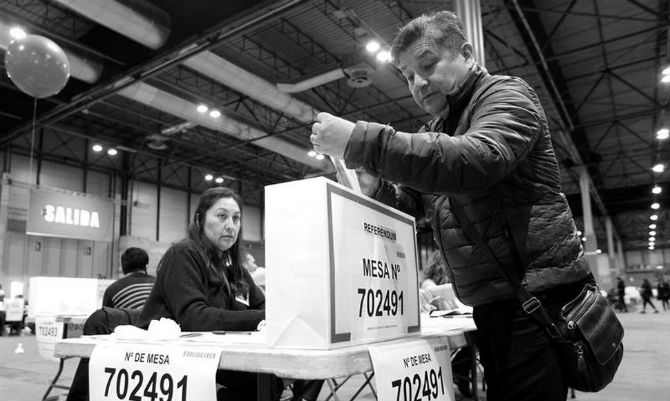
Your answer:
265;177;420;349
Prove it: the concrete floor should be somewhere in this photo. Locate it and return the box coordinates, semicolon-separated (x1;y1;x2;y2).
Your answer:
0;308;668;401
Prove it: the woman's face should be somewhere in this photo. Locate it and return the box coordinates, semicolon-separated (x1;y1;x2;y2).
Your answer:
202;197;241;252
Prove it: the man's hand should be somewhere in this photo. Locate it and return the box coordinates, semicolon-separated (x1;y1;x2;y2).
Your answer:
311;112;355;159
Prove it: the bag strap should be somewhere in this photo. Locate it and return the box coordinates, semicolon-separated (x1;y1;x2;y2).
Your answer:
449;197;562;340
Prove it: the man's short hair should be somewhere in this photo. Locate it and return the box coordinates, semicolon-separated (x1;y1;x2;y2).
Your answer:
121;247;149;275
391;11;467;64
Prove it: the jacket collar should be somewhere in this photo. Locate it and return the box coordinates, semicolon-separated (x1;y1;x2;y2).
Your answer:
429;63;488;133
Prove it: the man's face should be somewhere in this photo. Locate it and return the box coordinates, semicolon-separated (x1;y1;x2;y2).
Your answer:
398;38;471;117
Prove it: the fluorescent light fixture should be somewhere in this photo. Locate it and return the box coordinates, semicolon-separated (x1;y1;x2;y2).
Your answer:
365;40;380;53
651;202;660;210
92;144;103;152
209;109;221;118
315;154;325;160
650;231;656;236
204;174;213;181
214;177;224;184
650;214;658;221
649;237;656;242
652;163;665;173
657;128;670;140
107;148;118;156
663;66;670;75
652;185;662;194
9;27;26;40
308;150;317;157
196;104;208;113
649;224;657;229
596;249;602;254
662;75;670;83
376;50;392;63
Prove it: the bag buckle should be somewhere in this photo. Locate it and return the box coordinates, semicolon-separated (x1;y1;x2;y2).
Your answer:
522;297;541;314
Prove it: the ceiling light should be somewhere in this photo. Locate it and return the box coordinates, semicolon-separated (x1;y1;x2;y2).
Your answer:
652;163;665;173
649;237;656;242
596;249;602;254
196;104;208;113
663;66;670;75
576;230;582;236
581;237;587;242
649;223;657;229
650;214;658;221
308;150;317;157
214;177;224;184
9;27;27;40
657;128;670;140
92;144;103;152
650;231;657;237
204;174;213;181
651;202;660;209
365;40;380;53
315;154;325;160
649;245;655;250
662;75;670;83
376;50;392;63
209;109;221;118
652;185;662;194
107;148;118;156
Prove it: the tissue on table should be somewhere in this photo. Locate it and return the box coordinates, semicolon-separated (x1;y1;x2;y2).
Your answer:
148;318;182;339
110;318;181;340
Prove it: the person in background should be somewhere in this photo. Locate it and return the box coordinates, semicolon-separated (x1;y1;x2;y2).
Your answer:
243;250;266;290
640;278;659;313
102;247;155;309
67;251;154;400
616;276;628;313
421;250;449;289
657;277;670;311
138;187;322;401
312;10;594;401
0;284;5;336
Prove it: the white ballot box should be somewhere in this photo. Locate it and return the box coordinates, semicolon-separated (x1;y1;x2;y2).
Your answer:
265;177;420;349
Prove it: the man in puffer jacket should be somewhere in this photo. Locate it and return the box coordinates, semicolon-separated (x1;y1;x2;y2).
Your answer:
311;10;593;401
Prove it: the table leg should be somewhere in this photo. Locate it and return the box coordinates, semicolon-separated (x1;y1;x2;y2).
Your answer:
257;373;274;401
42;358;66;401
469;346;478;401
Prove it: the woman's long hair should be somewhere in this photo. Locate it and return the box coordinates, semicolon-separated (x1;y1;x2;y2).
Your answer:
187;187;248;296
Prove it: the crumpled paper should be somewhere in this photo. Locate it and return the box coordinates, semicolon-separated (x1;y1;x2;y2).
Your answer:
111;318;181;340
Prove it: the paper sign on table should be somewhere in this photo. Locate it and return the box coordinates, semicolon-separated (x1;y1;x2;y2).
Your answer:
36;316;85;361
89;342;221;401
265;177;420;349
369;338;455;401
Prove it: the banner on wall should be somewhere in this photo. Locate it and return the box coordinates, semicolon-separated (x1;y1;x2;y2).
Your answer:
27;187;114;242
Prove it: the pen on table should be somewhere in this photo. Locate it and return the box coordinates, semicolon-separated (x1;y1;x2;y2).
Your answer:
180;332;202;338
212;330;253;335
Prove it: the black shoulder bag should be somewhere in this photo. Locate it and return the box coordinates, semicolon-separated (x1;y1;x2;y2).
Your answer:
449;198;623;392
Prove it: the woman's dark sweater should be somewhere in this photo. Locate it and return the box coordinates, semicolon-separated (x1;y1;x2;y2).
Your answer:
138;239;265;331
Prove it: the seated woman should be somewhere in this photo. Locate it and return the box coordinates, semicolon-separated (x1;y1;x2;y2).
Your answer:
67;187;321;401
139;187;322;401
